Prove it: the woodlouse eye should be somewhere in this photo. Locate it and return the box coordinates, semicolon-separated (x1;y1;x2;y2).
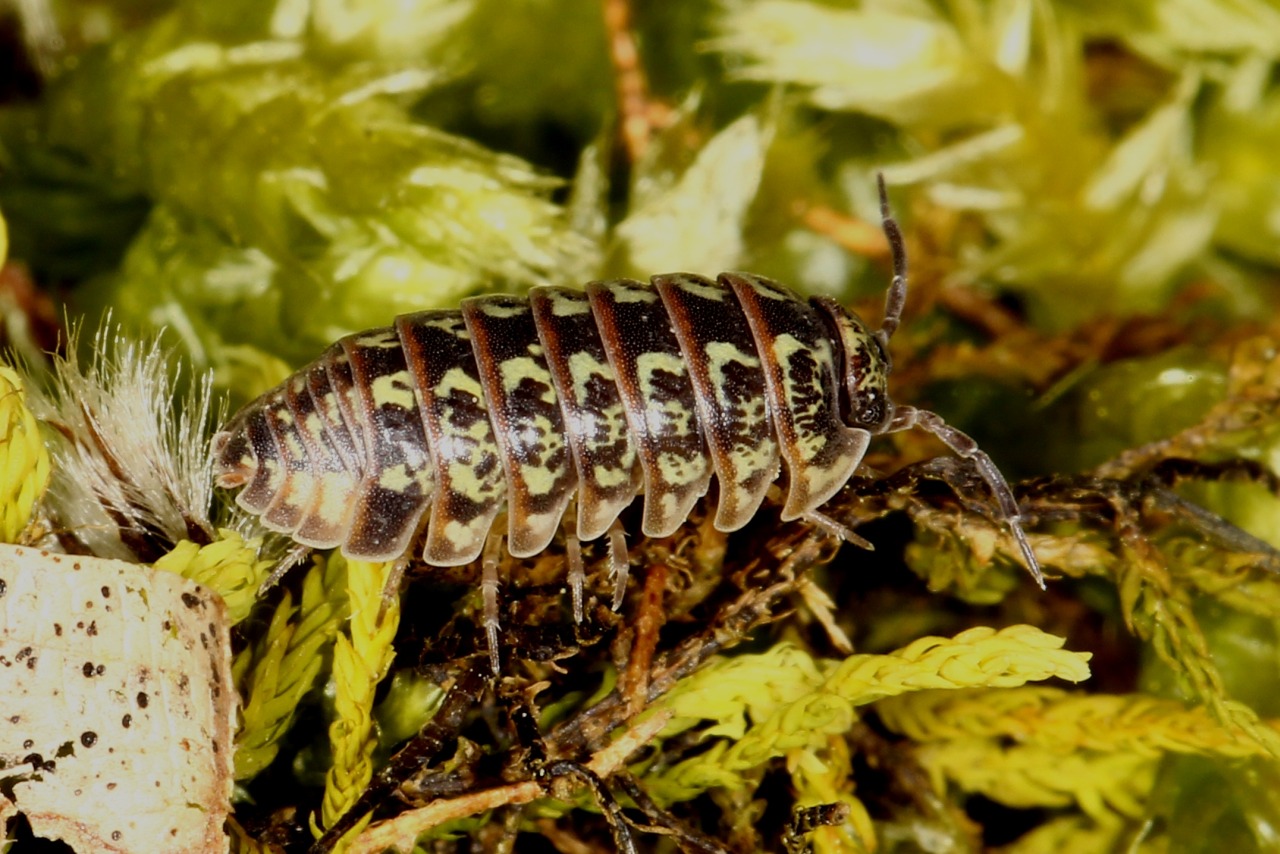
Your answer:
852;390;890;431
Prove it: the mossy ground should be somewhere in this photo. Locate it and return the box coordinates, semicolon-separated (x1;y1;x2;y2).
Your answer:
3;1;1280;851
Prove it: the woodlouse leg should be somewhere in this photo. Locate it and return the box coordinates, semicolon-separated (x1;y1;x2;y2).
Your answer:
379;510;432;622
802;509;875;551
888;405;1046;588
481;531;504;675
566;533;585;623
875;172;907;349
377;551;412;625
256;542;312;596
607;521;629;611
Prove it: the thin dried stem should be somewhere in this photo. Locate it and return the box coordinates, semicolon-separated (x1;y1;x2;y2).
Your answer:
347;711;672;853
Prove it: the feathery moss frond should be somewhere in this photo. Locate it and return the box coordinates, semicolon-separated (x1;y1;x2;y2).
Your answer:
316;558;400;838
614;112;771;276
878;687;1280;823
234;554;350;781
6;7;596;392
918;739;1156;821
153;531;273;626
644;626;1091;802
878;687;1280;758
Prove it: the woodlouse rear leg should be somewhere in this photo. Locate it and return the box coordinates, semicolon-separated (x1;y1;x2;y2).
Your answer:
481;530;505;674
607;520;630;610
256;542;312;595
565;533;586;623
887;405;1046;588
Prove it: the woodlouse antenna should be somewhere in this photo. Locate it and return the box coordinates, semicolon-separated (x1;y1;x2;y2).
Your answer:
875;172;907;348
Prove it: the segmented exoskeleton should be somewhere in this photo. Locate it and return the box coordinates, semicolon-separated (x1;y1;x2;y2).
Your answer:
214;179;1044;666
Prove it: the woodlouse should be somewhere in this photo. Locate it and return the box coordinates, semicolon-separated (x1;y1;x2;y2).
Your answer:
214;180;1043;647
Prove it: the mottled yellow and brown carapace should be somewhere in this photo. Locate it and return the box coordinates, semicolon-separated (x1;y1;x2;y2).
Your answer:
213;178;1044;615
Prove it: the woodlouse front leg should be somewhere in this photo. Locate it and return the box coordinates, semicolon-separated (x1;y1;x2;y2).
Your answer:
887;405;1046;588
801;509;875;551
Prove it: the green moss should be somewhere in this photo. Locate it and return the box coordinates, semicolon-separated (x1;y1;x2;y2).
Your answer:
5;0;1280;849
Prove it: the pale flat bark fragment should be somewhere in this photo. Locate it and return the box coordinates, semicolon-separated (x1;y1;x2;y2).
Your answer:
0;544;233;853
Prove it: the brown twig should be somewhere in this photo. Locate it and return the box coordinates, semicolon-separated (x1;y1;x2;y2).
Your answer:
347;710;672;854
532;818;605;854
603;0;662;163
796;202;892;261
621;561;669;717
310;663;487;853
933;283;1025;338
550;535;824;757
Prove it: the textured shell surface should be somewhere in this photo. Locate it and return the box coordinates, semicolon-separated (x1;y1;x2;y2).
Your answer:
213;273;888;565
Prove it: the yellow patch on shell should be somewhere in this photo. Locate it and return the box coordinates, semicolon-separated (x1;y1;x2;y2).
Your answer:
370;372;418;411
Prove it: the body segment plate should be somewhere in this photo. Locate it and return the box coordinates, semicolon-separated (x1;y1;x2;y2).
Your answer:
259;388;319;535
462;296;576;558
340;328;435;561
284;369;358;548
587;280;712;537
232;405;285;515
304;354;364;480
397;311;506;566
529;286;642;542
655;274;779;531
724;273;868;519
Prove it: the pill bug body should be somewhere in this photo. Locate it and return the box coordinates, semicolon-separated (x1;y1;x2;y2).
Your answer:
213;273;883;566
215;180;1044;595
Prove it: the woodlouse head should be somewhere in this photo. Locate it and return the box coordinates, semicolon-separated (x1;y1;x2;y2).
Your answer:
812;296;893;434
